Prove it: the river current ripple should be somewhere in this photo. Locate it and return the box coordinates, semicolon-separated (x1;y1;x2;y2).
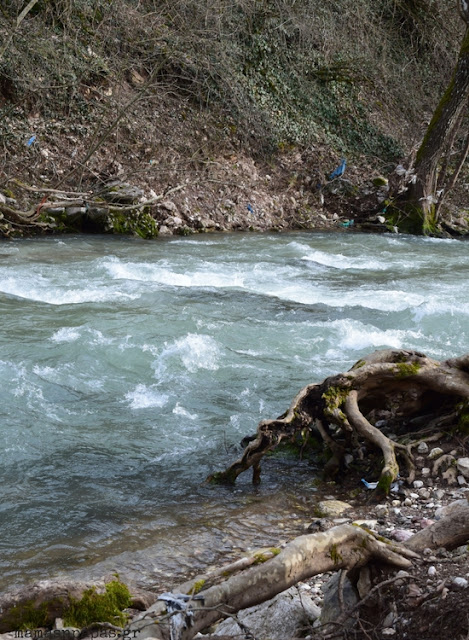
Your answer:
0;232;468;590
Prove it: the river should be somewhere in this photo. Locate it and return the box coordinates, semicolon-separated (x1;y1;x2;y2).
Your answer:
1;231;468;591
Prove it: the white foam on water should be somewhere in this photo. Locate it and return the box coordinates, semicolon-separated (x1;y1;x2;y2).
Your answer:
50;327;82;343
301;249;388;271
155;333;221;375
259;282;425;312
412;298;469;321
327;319;423;351
103;260;245;289
125;384;169;409
0;276;139;305
172;404;198;420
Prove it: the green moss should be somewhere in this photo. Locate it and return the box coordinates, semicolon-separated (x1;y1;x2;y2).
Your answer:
3;600;51;631
395;362;421;378
108;210;158;239
329;544;343;565
322;386;349;411
351;359;366;370
62;579;131;628
189;579;206;595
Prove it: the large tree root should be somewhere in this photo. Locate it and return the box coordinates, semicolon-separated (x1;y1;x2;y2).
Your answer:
208;349;469;491
123;502;469;640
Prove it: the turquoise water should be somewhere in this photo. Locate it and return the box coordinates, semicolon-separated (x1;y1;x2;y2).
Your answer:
0;232;468;590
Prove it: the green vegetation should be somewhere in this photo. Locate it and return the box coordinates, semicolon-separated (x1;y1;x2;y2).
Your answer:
62;579;131;628
395;362;421;378
3;601;50;631
0;0;460;160
329;544;343;565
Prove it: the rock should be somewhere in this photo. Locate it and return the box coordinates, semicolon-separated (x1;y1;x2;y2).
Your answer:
321;573;359;626
353;519;378;530
102;182;145;205
428;566;437;577
413;480;424;489
417;442;429;454
375;504;389;517
418;488;431;499
452;577;468;589
157;225;171;235
457;475;467;485
159;200;178;213
457;457;469;478
391;529;414;542
442;467;457;484
382;628;396;636
429;447;444;459
435;499;469;519
421;467;431;477
0;192;6;204
316;500;353;517
164;216;183;227
214;586;320;639
0;580;108;633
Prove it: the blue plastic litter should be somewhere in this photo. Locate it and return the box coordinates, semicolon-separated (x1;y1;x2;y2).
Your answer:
341;219;354;227
361;478;378;490
247;203;254;214
26;135;36;147
329;158;346;180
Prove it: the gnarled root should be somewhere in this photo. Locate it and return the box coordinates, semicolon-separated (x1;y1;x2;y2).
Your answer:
208;349;469;489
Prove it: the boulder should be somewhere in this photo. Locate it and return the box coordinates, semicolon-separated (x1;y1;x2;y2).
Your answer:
214;586;320;639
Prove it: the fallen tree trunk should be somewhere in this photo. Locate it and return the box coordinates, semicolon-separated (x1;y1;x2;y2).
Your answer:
207;349;469;491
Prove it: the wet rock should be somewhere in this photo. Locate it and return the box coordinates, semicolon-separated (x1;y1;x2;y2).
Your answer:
316;500;353;517
214;586;320;639
457;458;469;478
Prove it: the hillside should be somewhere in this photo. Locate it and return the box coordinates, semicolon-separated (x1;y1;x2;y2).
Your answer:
0;0;467;237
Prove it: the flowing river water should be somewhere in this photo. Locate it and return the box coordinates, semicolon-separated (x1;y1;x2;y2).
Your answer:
1;231;468;592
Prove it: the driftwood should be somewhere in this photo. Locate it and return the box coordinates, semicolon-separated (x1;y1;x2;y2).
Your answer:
208;349;469;492
124;502;469;640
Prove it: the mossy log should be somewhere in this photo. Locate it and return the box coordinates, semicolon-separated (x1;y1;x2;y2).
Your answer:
208;349;469;490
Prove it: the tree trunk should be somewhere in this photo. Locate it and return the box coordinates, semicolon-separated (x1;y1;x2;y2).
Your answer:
398;13;469;234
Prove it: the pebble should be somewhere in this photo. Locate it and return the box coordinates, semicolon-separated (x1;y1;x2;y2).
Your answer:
452;577;468;589
457;475;467;485
413;480;424;489
418;488;431;499
382;628;396;636
421;467;431;477
429;447;444;459
428;566;437;577
409;493;419;499
404;498;412;506
391;500;401;507
391;529;414;542
417;442;429;453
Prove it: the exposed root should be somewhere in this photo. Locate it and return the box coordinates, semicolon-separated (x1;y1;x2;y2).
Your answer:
208;349;469;490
